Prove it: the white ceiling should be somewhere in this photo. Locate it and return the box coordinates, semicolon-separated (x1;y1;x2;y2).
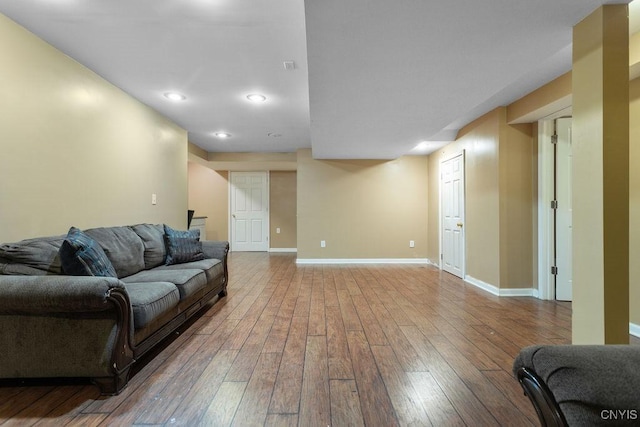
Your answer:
0;0;633;159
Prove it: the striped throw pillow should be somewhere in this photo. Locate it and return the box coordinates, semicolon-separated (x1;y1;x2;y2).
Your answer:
163;225;205;265
59;227;118;277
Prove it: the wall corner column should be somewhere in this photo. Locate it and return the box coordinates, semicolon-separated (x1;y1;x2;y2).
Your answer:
572;5;629;344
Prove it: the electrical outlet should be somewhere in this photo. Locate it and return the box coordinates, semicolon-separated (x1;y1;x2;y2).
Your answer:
151;193;157;205
409;240;415;248
320;240;326;248
276;227;281;234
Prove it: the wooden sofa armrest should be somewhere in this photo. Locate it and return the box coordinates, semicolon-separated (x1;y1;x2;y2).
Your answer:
516;367;568;427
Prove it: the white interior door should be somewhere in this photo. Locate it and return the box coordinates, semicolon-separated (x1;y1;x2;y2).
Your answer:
441;152;465;278
555;118;573;301
230;172;269;252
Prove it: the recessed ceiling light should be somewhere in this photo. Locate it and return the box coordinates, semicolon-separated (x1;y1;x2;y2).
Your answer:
215;132;231;138
164;92;186;101
246;94;267;102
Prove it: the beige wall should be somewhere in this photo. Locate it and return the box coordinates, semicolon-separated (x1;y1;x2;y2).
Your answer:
0;14;187;242
187;162;229;241
572;5;629;344
507;72;572;124
297;149;429;259
531;128;539;291
191;149;428;257
187;161;297;248
427;154;440;264
630;31;640;78
270;171;297;249
499;116;535;289
429;111;501;286
629;78;640;327
204;152;297;171
427;108;534;289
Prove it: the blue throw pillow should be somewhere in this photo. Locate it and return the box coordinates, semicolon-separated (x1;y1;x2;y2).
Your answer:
59;226;118;277
164;224;205;265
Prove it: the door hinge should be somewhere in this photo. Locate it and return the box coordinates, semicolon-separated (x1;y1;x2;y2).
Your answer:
551;266;558;275
550;200;558;209
551;134;558;144
441;253;443;260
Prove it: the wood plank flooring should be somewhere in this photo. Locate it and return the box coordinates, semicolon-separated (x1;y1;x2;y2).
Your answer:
1;252;634;426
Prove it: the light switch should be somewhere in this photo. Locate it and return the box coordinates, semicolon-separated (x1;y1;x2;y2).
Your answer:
152;193;157;205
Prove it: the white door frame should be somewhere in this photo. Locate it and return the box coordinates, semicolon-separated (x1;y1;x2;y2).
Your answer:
439;150;466;278
228;171;270;252
555;118;573;301
537;111;572;300
537;120;555;300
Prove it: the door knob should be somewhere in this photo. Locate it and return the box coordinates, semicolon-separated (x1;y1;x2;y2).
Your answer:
457;222;463;227
232;214;236;219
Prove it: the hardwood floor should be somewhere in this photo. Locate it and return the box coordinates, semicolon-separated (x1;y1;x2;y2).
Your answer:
1;252;631;426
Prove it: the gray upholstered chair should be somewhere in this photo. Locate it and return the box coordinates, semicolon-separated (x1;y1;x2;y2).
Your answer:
513;345;640;426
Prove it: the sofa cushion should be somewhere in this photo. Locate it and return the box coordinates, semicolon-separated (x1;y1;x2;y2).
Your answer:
85;226;145;278
130;224;166;269
59;227;118;278
163;225;205;265
123;282;179;329
0;235;64;275
122;269;207;300
155;258;223;282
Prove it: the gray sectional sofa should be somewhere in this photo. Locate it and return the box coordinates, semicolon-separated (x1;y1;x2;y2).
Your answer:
0;224;229;395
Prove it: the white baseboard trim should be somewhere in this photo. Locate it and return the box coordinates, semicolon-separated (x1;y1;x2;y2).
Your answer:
269;248;297;253
295;258;430;265
464;275;536;297
464;276;500;296
426;258;440;267
499;288;537;297
630;322;640;338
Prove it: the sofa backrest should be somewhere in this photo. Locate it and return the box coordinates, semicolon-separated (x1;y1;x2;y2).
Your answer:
0;235;65;275
0;224;169;278
85;226;145;278
130;224;166;270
